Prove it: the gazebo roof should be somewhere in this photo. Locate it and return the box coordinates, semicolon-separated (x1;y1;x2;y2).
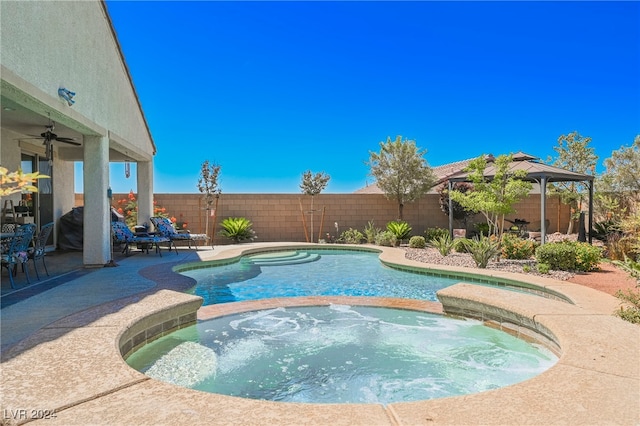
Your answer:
447;151;594;184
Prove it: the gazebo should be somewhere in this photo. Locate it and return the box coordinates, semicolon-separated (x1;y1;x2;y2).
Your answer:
446;152;594;244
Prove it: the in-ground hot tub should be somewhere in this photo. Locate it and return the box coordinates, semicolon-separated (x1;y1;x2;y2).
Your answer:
125;303;558;404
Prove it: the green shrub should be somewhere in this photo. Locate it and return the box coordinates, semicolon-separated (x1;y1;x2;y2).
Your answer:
424;227;448;242
574;242;603;272
430;233;454;256
219;217;256;243
463;235;500;268
615;288;640;324
340;228;364;244
475;222;490;237
501;233;537;260
453;237;470;253
375;230;397;247
536;262;550;274
535;241;602;272
386;221;412;241
409;235;426;248
363;220;381;244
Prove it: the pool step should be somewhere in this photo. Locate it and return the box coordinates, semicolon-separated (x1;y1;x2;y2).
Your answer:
244;251;321;267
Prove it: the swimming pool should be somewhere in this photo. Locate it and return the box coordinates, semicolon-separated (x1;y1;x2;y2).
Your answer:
180;249;510;305
126;304;558;404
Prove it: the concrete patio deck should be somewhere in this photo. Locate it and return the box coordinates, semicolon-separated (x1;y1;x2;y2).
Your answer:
1;243;638;425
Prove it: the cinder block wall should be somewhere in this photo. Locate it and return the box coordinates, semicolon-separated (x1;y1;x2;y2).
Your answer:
76;193;570;244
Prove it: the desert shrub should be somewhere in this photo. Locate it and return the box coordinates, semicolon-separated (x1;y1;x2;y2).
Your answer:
375;230;397;247
614;288;640;324
386;220;412;242
453;237;470;253
463;235;500;268
501;233;537;260
409;235;426;248
606;234;639;261
430;233;454;256
573;242;603;272
536;263;550;274
219;217;256;243
535;241;601;272
424;227;448;242
340;228;364;244
363;220;381;244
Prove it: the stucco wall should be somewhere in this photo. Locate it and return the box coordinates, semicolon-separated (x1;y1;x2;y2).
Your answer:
76;192;571;244
0;1;153;156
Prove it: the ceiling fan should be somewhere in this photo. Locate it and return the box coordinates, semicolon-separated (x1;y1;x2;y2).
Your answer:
37;122;81;146
24;119;81;161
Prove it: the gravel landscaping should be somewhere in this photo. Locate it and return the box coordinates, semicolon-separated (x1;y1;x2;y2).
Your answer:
403;233;586;282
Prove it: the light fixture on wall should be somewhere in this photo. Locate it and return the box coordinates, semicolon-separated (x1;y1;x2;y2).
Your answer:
58;87;76;106
125;160;131;178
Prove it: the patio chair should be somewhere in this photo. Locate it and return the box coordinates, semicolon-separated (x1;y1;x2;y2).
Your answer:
28;222;54;280
111;221;170;257
150;216;210;254
1;223;18;253
1;223;36;288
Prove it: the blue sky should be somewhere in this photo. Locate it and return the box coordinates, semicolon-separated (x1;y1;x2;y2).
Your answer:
96;1;639;194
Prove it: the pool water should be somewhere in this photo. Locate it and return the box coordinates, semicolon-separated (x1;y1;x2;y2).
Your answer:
182;249;478;305
126;305;558;404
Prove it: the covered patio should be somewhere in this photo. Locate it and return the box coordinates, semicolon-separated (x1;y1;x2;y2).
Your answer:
1;1;156;267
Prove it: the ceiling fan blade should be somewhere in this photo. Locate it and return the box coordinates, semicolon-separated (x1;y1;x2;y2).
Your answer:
56;138;82;146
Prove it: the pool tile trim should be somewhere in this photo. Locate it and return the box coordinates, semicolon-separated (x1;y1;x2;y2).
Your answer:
1;243;638;425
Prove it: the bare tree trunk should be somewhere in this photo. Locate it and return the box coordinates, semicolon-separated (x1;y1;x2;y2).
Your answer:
310;196;315;243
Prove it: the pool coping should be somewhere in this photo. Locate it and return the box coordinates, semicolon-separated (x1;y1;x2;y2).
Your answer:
1;243;638;425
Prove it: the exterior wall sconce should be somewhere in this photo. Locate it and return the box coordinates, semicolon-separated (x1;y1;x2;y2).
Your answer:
58;87;76;106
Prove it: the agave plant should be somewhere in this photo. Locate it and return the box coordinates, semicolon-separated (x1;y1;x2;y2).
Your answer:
386;220;412;243
463;235;500;268
219;217;256;243
430;233;454;256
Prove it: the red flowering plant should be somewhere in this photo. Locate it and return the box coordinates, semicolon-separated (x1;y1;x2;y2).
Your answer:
115;190;170;229
172;213;189;232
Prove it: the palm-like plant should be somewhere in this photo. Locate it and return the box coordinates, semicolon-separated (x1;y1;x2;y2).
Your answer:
386;220;412;242
219;217;256;243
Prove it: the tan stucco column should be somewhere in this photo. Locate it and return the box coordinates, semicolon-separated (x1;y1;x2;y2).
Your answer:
83;135;111;267
136;160;154;228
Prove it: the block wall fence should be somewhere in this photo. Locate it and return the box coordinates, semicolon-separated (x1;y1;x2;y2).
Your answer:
76;193;571;245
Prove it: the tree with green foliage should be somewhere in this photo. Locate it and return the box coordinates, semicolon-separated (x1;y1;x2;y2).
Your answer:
600;135;640;200
300;170;330;242
367;135;436;220
449;154;532;238
547;131;598;234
